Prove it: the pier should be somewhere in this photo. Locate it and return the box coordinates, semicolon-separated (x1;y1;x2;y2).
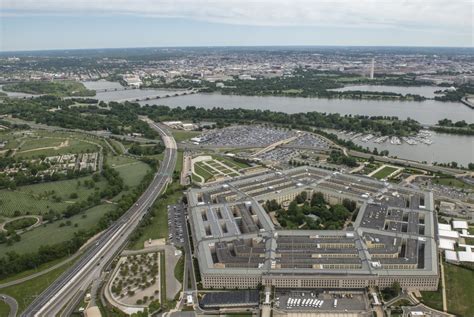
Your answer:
460;97;474;109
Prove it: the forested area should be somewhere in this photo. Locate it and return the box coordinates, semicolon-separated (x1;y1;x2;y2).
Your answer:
0;96;158;138
264;192;357;230
2;81;96;97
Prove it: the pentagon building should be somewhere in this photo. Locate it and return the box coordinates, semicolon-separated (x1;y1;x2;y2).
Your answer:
187;166;438;291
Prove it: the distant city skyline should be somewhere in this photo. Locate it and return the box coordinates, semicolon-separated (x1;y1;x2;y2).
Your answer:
1;0;472;51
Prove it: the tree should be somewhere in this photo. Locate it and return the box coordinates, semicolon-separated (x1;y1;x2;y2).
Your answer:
311;192;325;207
342;198;357;213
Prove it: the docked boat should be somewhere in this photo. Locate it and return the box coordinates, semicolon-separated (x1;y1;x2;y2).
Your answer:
390;136;401;145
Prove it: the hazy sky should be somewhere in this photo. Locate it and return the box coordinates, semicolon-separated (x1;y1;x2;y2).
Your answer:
1;0;472;51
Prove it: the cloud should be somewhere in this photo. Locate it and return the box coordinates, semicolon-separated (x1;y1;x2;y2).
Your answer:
1;0;471;31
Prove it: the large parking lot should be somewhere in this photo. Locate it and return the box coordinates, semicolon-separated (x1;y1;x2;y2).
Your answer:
168;203;186;247
275;290;368;313
197;125;297;147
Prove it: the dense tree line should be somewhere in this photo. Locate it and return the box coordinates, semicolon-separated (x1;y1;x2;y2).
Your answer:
128;143;165;156
2;81;95;97
0;96;158;138
327;150;358;167
433;119;474;136
142;105;422;138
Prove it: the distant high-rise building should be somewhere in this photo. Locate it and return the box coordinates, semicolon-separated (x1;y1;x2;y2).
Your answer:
370;58;375;79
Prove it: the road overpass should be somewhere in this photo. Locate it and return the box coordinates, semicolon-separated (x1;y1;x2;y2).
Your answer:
22;121;177;317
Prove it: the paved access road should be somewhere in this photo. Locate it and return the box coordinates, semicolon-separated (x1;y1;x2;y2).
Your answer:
0;294;18;317
22;120;177;317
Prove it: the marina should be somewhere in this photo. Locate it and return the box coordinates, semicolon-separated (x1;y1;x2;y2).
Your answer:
332;130;473;166
340;131;433;146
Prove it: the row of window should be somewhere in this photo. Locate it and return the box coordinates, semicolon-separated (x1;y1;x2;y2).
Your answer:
202;274;439;290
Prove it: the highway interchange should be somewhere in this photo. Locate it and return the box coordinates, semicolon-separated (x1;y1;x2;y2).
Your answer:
22;120;177;316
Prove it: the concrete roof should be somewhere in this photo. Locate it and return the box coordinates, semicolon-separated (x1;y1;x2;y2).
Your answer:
188;166;438;279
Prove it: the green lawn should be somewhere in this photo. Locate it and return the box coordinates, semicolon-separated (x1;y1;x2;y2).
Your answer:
421;263;474;316
0;175;108;217
171;129;201;142
174;253;185;284
213;155;250;169
109;155;151;188
16;138;99;159
419;287;443;310
0;129;110;159
108;155;151;202
433;177;474;190
444;263;474;316
0;204;115;255
372;166;398;179
175;150;183;173
19;137;65;151
0;301;9;316
194;163;215;181
0;259;74;313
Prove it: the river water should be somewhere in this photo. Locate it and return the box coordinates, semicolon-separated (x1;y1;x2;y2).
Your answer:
145;93;473;125
82;81;183;102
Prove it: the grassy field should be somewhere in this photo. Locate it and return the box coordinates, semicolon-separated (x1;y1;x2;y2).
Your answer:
0;175;108;217
444;263;474;316
171;129;201;142
0;301;9;316
193;155;247;183
433;177;474;190
174;253;185;284
372;166;398;179
175;150;183;173
109;156;151;187
213;155;250;169
0;130;111;159
194;162;215;181
0;204;115;255
16;138;99;159
420;287;443;312
0;155;151;254
108;155;151;202
0;260;74;313
421;263;474;316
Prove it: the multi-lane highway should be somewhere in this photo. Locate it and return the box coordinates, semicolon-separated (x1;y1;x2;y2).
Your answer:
22;120;177;317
